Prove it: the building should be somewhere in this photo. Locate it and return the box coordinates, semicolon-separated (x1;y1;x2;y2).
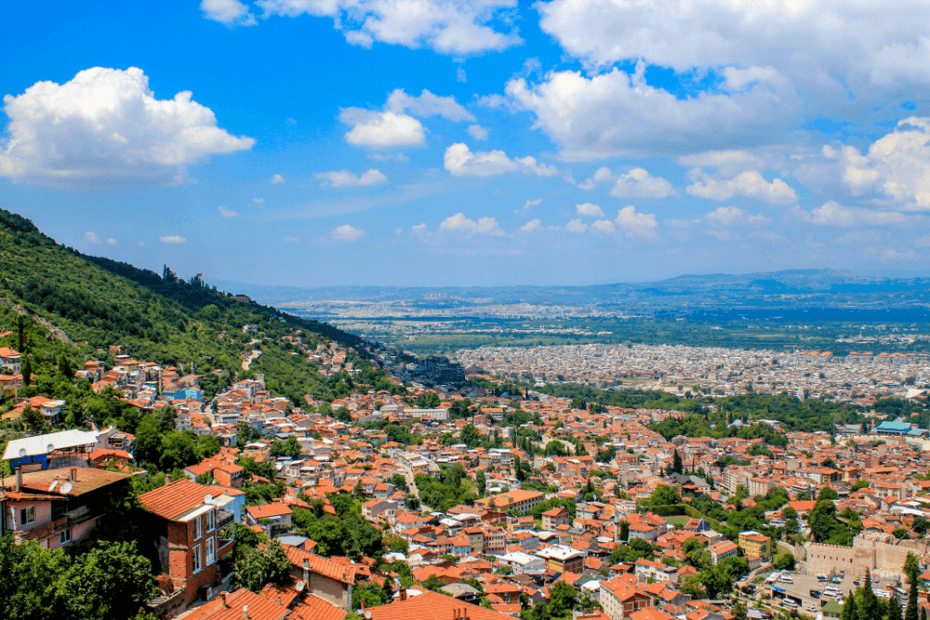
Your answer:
284;543;358;609
246;502;293;536
738;531;772;560
707;540;739;565
481;489;544;515
368;589;512;620
139;479;235;605
599;577;652;620
537;545;586;573
1;467;131;548
542;506;570;530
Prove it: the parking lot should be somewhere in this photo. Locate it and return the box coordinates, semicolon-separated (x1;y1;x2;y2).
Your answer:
766;571;898;613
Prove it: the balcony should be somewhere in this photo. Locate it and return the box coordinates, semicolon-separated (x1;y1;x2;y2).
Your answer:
216;509;234;530
217;538;234;560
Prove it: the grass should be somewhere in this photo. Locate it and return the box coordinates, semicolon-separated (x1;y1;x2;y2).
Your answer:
665;516;689;528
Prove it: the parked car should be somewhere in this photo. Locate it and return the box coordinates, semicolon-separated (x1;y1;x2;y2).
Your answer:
810;589;822;598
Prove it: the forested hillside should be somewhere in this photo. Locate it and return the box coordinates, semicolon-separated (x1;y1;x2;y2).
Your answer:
0;209;373;406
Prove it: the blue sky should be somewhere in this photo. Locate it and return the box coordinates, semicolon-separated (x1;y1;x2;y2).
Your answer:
4;0;930;287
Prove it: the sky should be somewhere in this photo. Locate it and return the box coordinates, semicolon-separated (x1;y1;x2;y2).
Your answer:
3;0;930;287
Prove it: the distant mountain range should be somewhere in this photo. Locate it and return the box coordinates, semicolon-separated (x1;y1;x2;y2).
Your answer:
216;270;930;316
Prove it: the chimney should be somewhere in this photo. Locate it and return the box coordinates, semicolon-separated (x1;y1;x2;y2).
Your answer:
69;468;77;482
16;466;22;492
242;604;249;619
399;588;407;601
302;557;310;585
221;592;229;608
166;475;172;484
277;597;281;606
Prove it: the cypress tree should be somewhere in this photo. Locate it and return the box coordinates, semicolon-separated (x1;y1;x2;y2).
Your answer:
890;597;903;620
906;578;919;620
842;591;857;620
859;569;880;620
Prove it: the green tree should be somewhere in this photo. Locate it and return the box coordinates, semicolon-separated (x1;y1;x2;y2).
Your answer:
859;569;880;620
548;581;576;617
842;592;857;620
460;424;481;448
732;600;748;620
232;540;291;592
773;552;796;571
649;485;680;506
21;404;45;434
20;355;31;386
906;577;919;620
476;469;486;496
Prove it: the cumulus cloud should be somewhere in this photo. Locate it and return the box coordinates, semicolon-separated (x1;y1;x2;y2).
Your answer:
443;143;557;178
802;201;912;227
457;67;467;83
269;173;285;184
518;198;542;213
0;67;254;188
218;206;238;218
536;0;930;102
506;64;793;160
107;238;117;245
565;219;588;233
250;198;265;209
610;168;676;198
468;125;489;141
84;232;101;244
315;168;388;188
340;109;425;149
332;224;364;241
686;171;797;204
201;0;256;25
576;203;605;218
412;223;428;234
677;150;770;177
438;213;505;236
579;167;614;190
160;235;187;244
591;219;617;234
615;205;658;239
386;89;474;122
824;117;930;210
247;0;521;55
705;206;769;227
520;219;543;233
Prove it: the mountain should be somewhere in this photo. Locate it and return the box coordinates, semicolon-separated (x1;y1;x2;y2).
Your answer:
0;209;372;405
215;269;930;316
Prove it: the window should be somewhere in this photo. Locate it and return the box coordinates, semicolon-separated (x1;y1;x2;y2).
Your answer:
206;509;215;532
60;529;72;545
206;536;215;565
193;516;202;540
20;506;35;525
192;545;202;572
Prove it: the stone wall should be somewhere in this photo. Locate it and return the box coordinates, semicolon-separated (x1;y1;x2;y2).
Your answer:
804;536;926;580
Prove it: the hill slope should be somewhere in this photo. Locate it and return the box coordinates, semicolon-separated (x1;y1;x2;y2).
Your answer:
0;209;373;405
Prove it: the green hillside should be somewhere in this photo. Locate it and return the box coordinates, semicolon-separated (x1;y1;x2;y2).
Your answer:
0;208;380;406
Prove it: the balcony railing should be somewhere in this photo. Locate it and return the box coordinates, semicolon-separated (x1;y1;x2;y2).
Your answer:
216;509;235;530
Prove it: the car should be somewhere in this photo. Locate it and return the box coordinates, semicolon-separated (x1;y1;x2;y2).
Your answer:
807;605;819;612
783;600;799;609
832;577;843;584
780;575;794;583
817;575;827;582
810;589;822;598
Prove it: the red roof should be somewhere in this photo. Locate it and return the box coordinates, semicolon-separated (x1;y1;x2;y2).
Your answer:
369;590;513;620
139;479;215;520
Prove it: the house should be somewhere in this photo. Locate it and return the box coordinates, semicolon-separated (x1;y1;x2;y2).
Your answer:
599;577;652;620
284;544;359;609
707;540;738;565
0;347;21;373
542;506;570;530
537;545;586;573
368;589;513;620
480;489;544;515
246;502;293;536
2;467;131;548
738;531;772;560
139;479;236;605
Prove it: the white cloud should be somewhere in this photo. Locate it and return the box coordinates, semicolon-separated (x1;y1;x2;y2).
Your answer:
315;168;388;188
615;205;658;239
457;67;467;83
201;0;256;25
804;200;912;227
705;206;770;227
269;173;285;184
506;65;793;160
579;166;614;190
0;67;254;188
252;0;521;55
576;202;605;218
250;198;265;209
367;152;410;162
160;235;187;244
340;109;425;148
518;198;541;213
468;125;489;141
565;219;588;233
610;168;676;198
824;117;930;210
677;150;769;177
218;206;238;218
284;236;300;243
686;171;797;204
443;143;558;178
520;219;543;233
412;223;428;234
591;219;617;234
439;213;505;236
84;232;101;244
386;89;474;122
536;0;930;102
332;224;365;241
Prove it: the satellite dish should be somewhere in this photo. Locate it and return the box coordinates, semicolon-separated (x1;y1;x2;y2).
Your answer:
295;581;305;592
204;494;213;504
60;482;73;495
46;444;55;453
18;448;26;457
49;480;58;492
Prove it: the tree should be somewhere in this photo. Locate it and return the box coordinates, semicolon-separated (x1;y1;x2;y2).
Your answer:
859;569;880;620
21;405;45;434
773;552;796;571
159;431;199;471
649;485;680;507
672;449;683;475
269;436;301;459
905;552;921;585
56;354;74;381
20;355;31;386
906;577;919;620
548;581;577;617
232;540;292;592
732;600;748;620
133;415;162;465
460;424;481;448
476;469;486;496
842;592;857;620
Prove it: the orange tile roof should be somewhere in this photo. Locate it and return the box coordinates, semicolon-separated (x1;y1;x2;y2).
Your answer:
284;544;356;584
139;479;215;520
19;468;130;497
291;593;348;620
368;590;512;620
